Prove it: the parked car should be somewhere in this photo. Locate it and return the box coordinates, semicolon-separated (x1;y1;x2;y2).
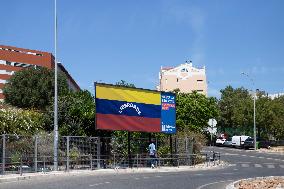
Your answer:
223;137;232;147
215;137;226;146
244;137;271;149
232;135;250;148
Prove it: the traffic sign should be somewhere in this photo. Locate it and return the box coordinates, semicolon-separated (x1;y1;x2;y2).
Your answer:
208;118;217;127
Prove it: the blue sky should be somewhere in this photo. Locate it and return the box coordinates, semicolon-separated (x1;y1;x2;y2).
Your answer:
1;0;283;97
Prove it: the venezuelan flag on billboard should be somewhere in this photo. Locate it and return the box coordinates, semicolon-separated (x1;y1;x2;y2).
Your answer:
95;83;176;133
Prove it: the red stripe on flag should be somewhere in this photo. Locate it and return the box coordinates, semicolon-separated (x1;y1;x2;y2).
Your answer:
96;113;161;132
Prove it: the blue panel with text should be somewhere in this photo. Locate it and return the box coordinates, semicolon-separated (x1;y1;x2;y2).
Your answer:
161;92;176;134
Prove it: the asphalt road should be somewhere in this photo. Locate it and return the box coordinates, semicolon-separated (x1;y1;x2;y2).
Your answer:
1;147;283;189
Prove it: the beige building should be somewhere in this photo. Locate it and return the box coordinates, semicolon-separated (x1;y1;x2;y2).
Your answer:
157;61;207;96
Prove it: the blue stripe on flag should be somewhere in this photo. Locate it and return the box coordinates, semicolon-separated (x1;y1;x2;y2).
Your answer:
96;98;161;118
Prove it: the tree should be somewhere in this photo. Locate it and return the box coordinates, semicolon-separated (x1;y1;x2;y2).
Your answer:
0;106;44;135
45;90;96;136
115;80;135;88
3;67;69;110
269;96;284;140
255;94;274;139
218;86;284;139
176;91;219;133
218;86;253;136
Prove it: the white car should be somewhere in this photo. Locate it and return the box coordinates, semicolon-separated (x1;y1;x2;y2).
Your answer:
215;137;226;146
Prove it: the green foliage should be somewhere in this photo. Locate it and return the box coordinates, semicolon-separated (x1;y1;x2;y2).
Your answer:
70;146;80;161
36;132;54;156
115;80;135;88
3;67;69;110
6;136;34;159
45;90;96;136
218;86;284;140
110;131;147;156
269;96;284;140
218;86;253;135
176;91;219;132
10;152;21;163
0;106;44;135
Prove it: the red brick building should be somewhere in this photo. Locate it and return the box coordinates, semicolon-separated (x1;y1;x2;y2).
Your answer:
0;45;80;101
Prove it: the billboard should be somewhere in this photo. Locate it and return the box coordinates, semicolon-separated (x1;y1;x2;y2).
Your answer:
95;83;176;134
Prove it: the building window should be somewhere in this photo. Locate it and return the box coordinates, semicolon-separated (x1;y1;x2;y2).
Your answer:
181;68;188;72
0;60;41;69
0;47;43;56
0;60;5;65
165;79;168;84
197;80;203;82
177;78;179;82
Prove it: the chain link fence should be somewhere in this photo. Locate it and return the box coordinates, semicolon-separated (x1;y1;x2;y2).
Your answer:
0;134;214;175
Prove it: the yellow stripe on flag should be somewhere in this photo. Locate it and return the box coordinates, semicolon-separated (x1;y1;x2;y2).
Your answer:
96;84;161;105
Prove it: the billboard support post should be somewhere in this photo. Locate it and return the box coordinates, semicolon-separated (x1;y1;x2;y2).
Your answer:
127;132;132;168
170;135;173;166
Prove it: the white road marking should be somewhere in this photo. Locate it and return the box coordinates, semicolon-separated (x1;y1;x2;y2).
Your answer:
90;183;104;187
267;164;275;168
254;164;262;168
266;158;272;160
258;157;264;159
241;155;247;157
196;180;234;189
279;165;284;168
89;182;110;187
194;174;204;176
241;164;250;168
263;163;276;164
222;173;234;175
233;169;238;171
236;162;251;164
155;175;162;178
249;156;255;158
143;177;149;179
134;177;140;180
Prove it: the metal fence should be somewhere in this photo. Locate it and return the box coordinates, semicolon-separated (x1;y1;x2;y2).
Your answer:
0;134;215;175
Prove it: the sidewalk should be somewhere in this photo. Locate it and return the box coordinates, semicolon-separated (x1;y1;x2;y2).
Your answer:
257;146;284;155
0;161;228;183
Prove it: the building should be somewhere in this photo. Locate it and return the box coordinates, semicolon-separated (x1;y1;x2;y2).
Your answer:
157;61;207;96
268;93;284;100
0;44;80;101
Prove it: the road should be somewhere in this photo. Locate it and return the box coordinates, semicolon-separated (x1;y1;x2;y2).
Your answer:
1;147;283;189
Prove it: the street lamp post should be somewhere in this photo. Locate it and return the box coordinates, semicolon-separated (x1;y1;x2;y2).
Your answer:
241;72;257;150
54;0;58;171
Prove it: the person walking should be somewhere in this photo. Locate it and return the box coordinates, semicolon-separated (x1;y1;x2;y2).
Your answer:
149;140;156;168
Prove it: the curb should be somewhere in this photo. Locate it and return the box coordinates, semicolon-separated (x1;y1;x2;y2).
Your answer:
0;176;32;183
225;176;284;189
0;163;228;183
0;172;64;183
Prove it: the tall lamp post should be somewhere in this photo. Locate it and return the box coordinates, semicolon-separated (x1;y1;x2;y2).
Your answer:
54;0;58;171
241;72;257;150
